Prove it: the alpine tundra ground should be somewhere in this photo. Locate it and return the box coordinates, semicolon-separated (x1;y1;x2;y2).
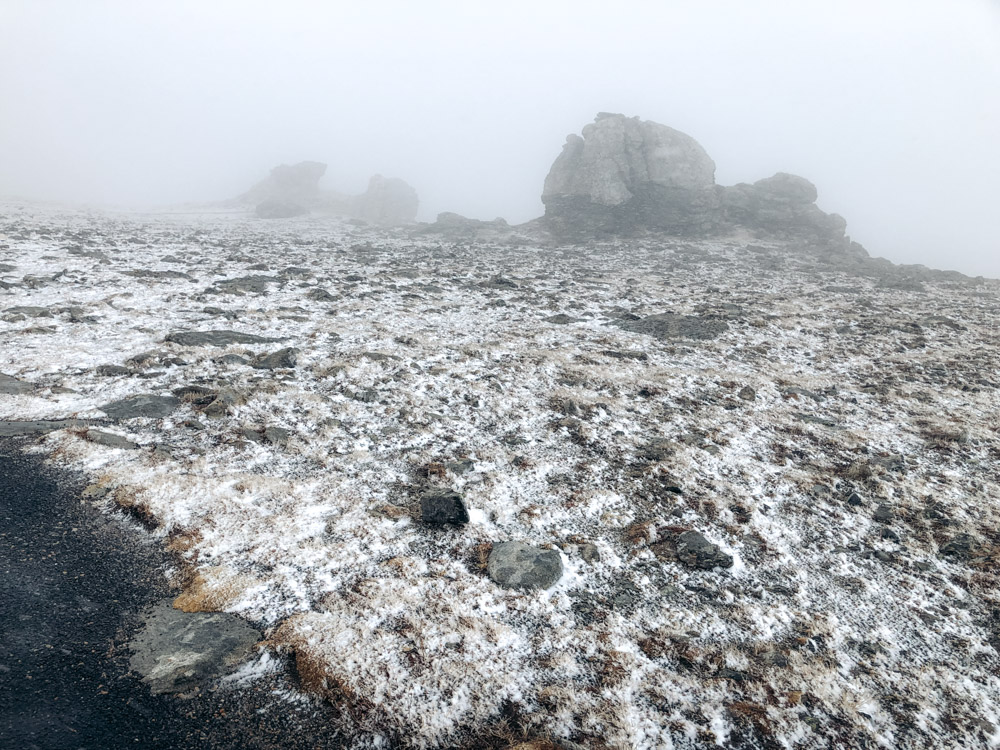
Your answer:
1;201;999;749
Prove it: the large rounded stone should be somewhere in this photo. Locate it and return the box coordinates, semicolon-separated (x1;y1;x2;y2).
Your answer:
487;541;563;590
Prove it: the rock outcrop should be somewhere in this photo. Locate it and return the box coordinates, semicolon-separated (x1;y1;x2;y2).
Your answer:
542;113;857;251
241;161;327;206
236;163;418;224
351;174;419;225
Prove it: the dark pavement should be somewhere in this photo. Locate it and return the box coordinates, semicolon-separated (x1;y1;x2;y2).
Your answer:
0;439;345;750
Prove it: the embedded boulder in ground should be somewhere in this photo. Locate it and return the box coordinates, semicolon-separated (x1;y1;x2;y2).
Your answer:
487;541;563;590
100;394;180;419
165;330;282;347
653;530;733;570
420;489;469;525
128;600;260;695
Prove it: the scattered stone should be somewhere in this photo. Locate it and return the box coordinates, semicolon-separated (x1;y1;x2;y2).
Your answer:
85;429;140;450
253;347;299;370
212;276;280;295
95;364;133;377
306;287;336;301
654;530;733;570
873;504;893;523
580;543;601;564
738;385;757;401
479;276;519;290
128;600;260;695
122;269;195;281
940;533;978;561
487;542;563;590
172;385;218;406
165;330;282;347
216;354;250;365
544;313;578;324
3;305;51;318
617;312;728;341
420;490;469;525
846;492;865;507
100;394;180;419
263;426;290;447
639;438;677;462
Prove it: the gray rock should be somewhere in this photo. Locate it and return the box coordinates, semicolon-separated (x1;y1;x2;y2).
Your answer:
420;490;469;525
738;385;757;401
617;313;728;341
305;287;336;302
0;419;102;437
85;429;140;450
212;276;280;295
100;394;180;419
255;199;308;219
201;387;244;417
128;600;260;695
122;269;195;281
874;504;894;523
252;347;298;370
240;161;327;206
659;530;733;570
3;305;52;318
263;426;290;447
542;113;718;238
0;373;34;395
95;364;133;377
165;330;281;347
487;541;563;590
172;384;218;406
351;174;419;225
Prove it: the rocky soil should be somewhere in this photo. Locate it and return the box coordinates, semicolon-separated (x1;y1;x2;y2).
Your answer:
1;201;999;749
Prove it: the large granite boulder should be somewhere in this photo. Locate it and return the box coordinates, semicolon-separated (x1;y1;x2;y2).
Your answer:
352;174;419;225
542;113;719;238
541;113;857;251
240;161;327;207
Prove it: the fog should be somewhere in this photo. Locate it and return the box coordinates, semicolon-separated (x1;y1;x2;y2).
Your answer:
1;0;998;276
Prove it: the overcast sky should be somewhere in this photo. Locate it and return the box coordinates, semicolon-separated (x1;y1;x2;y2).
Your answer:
1;0;998;276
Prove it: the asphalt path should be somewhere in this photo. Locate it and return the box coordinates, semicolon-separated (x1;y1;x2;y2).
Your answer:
0;439;345;750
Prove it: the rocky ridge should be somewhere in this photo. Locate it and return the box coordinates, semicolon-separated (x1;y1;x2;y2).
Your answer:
541;113;862;254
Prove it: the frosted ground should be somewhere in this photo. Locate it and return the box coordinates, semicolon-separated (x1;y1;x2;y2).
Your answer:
1;201;999;749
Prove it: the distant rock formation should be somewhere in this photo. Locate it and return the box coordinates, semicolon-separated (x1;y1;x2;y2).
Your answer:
352;175;419;225
542;113;858;251
240;161;327;206
254;198;309;219
236;162;419;224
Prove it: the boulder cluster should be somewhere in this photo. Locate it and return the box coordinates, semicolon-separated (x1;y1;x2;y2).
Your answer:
238;162;418;225
541;112;859;251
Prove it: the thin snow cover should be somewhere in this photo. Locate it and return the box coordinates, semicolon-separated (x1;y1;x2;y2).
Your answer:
2;201;1000;748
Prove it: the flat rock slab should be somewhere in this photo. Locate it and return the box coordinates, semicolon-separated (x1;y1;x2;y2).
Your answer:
252;347;299;370
617;313;728;341
487;541;563;590
654;530;733;570
100;394;180;419
0;419;102;437
85;429;140;450
0;373;34;395
129;600;260;695
165;330;283;347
